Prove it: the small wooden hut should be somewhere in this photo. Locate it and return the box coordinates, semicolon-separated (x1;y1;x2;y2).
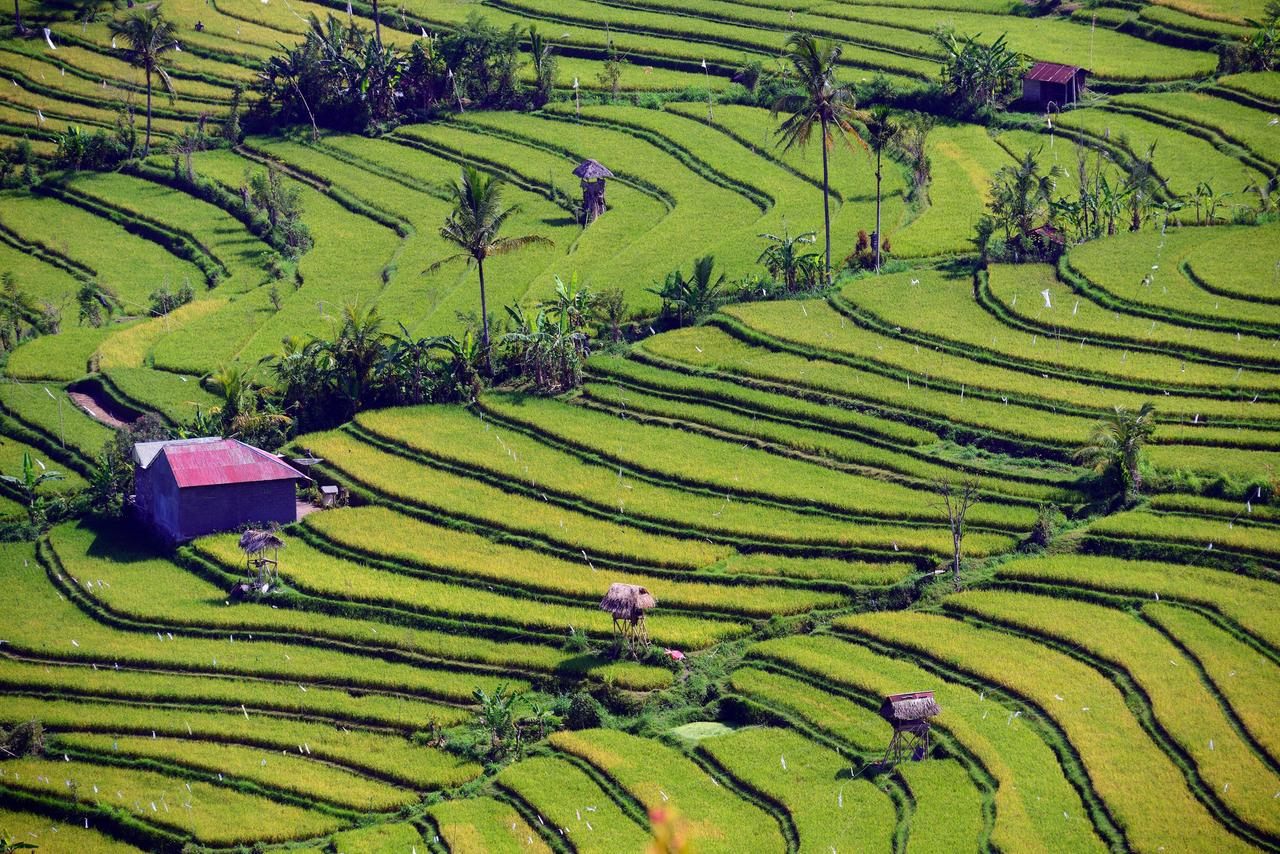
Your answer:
238;529;284;590
573;159;613;225
1022;62;1087;110
878;690;940;767
600;582;655;654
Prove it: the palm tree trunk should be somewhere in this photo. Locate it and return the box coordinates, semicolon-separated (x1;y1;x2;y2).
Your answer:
820;116;832;286
13;0;22;33
372;0;381;47
874;147;883;274
477;257;492;375
144;67;153;157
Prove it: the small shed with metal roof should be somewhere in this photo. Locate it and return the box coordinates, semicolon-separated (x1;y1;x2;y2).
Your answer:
1022;61;1087;110
133;437;309;543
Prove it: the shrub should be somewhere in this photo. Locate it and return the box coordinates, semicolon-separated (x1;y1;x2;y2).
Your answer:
565;691;606;730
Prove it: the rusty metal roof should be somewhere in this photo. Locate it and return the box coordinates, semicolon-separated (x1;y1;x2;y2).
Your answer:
1025;61;1084;84
139;437;308;489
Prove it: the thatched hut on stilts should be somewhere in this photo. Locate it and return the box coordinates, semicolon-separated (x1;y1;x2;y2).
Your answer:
600;582;655;656
235;529;284;596
877;690;940;767
573;159;613;225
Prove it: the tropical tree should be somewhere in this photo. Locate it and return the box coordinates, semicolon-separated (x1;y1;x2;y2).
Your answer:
207;364;290;446
538;271;594;330
648;255;732;326
988;148;1063;242
109;6;178;156
472;682;521;757
1;452;63;526
428;166;552;370
1243;170;1276;215
895;111;934;204
0;831;37;853
382;322;437;405
316;299;387;416
1122;142;1160;231
503;302;590;393
756;229;820;292
592;287;628;343
936;30;1026;111
1075;403;1157;506
527;25;556;108
773;33;865;284
1238;5;1279;71
934;476;980;591
431;328;484;402
862;106;900;273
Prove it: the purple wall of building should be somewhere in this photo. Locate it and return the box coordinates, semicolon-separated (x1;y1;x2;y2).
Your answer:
136;453;297;542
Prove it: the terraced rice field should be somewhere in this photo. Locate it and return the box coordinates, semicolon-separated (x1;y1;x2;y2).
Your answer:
3;0;1280;849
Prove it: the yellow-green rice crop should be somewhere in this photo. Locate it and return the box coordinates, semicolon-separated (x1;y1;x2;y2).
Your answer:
949;589;1280;838
1143;603;1280;764
837;610;1253;853
427;797;552;854
354;406;1019;554
194;532;748;649
746;634;1104;854
994;554;1280;649
496;756;650;853
481;393;1036;529
305;505;843;617
0;694;478;790
56;733;416;811
551;728;786;854
0;757;342;845
699;726;897;853
1088;509;1280;559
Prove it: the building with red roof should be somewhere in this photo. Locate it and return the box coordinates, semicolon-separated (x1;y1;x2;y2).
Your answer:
133;437;309;542
1022;61;1087;110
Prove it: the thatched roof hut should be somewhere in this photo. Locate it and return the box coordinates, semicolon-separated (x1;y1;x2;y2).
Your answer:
239;529;285;556
573;159;614;181
879;691;940;730
600;583;655;623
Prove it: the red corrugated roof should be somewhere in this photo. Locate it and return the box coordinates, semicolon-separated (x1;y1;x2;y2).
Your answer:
1026;61;1083;84
161;439;306;489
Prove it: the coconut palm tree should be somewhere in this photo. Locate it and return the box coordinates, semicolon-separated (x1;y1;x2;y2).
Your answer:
109;6;178;157
1075;403;1157;506
862;105;900;273
428;166;552;371
773;33;865;285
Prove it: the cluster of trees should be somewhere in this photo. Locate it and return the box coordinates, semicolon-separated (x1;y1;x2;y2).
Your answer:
0;273;60;354
770;34;932;280
978;136;1276;262
1220;1;1279;72
254;12;552;134
935;30;1027;116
